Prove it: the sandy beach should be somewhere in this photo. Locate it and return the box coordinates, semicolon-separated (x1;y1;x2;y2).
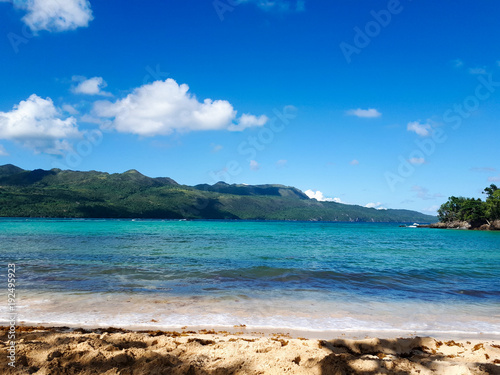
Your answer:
1;326;499;374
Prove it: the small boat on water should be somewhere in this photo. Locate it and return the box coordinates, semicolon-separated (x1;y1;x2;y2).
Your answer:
400;223;420;228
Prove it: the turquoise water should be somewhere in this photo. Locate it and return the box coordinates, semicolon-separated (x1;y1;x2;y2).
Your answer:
1;219;499;337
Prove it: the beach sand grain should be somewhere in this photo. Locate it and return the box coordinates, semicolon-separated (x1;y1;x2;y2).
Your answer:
1;326;499;374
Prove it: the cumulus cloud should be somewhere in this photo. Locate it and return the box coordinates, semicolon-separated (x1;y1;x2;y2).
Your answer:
93;79;267;136
346;108;381;118
305;190;343;203
14;0;93;33
71;76;111;96
0;144;9;156
365;202;387;210
0;94;81;154
227;113;268;132
408;157;425;165
349;159;359;166
249;160;260;171
407;120;432;137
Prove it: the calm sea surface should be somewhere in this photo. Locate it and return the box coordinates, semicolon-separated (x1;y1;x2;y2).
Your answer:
1;219;499;338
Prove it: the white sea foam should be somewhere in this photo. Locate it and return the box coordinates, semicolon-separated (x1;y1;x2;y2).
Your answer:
4;291;499;340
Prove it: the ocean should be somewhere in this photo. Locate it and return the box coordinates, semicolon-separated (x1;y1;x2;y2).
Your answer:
1;218;499;338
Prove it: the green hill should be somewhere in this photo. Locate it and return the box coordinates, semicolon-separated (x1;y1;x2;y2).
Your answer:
0;164;25;178
0;165;436;222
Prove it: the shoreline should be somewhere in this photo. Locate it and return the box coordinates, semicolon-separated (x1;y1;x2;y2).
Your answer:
429;220;500;231
8;322;500;342
7;291;500;344
1;325;499;374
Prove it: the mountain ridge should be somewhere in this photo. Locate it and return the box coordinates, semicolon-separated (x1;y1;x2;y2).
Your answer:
0;165;436;222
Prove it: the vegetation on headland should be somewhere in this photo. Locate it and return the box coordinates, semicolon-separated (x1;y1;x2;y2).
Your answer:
434;184;500;230
0;164;436;222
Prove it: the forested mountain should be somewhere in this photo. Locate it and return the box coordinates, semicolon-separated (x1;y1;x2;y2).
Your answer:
0;165;436;222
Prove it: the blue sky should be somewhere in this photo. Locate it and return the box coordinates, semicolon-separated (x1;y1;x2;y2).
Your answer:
1;0;499;214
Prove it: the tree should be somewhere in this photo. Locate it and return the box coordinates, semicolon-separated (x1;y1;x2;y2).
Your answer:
438;185;499;227
484;189;500;223
483;184;498;199
437;196;468;222
458;198;486;226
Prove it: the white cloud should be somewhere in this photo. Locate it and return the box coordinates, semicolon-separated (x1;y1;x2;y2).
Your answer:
488;175;500;182
0;144;9;156
349;159;359;166
72;76;111;96
16;0;93;33
407;120;432;137
276;159;287;168
346;108;381;118
227;113;268;131
250;160;260;171
408;157;425;165
305;189;343;203
365;202;387;210
0;94;81;155
93;79;267;136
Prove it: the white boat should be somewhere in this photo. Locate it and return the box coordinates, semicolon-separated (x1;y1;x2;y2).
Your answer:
400;223;419;228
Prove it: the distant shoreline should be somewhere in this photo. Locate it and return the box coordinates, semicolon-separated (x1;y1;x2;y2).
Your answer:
429;220;500;231
0;217;434;224
0;164;436;223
